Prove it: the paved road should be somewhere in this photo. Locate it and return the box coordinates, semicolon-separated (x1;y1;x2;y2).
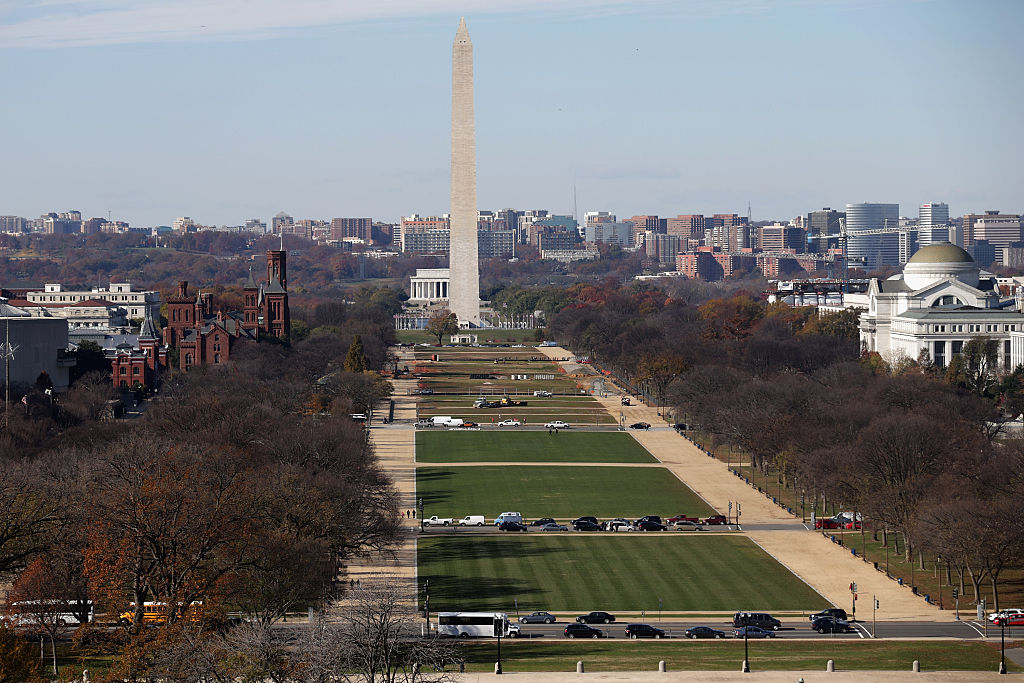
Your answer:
512;618;1002;640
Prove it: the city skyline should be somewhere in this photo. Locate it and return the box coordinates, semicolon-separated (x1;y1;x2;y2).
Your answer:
1;0;1021;227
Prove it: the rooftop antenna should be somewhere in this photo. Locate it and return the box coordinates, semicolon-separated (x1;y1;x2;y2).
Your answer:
747;201;752;224
280;231;284;251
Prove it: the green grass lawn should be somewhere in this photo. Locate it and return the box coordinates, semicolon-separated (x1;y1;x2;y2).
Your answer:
416;465;713;519
456;640;1018;673
417;535;824;612
416;432;657;463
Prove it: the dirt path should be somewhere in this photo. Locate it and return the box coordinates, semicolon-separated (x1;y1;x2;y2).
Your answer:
414;461;667;467
535;346;946;621
339;351;420;606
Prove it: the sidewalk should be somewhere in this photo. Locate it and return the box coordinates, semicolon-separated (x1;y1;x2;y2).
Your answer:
448;672;1014;682
535;347;945;621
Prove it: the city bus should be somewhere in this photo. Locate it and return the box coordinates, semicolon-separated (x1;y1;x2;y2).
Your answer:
3;600;93;627
435;612;520;638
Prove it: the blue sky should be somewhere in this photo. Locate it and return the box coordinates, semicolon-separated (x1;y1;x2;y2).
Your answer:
1;0;1021;227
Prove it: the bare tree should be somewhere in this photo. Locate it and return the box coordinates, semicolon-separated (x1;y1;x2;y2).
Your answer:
301;582;462;683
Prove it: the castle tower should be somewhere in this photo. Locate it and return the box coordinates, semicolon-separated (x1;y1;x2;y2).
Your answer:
267;249;287;290
243;266;259;329
164;280;194;346
448;17;480;326
262;250;290;340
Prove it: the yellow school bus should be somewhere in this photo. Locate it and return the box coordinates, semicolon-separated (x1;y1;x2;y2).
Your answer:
119;601;203;625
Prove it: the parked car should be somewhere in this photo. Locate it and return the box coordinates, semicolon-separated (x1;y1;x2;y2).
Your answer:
811;617;852;634
530;517;556;527
809;608;848;622
629;422;651;430
533;390;553;397
493;512;523;526
577;611;616;624
573;516;600;526
498;521;528;532
604;518;634;532
457;515;486;527
564;623;602;639
498;419;522;426
732;612;782;630
637;521;668;531
572;520;602;532
459;421;479;428
684;626;726;639
350;414;368;422
621;397;631;405
667;514;699;525
673;520;703;531
415;419;434;428
624;623;665;639
702;515;728;525
634;516;663;526
539;523;568;532
989;609;1024;626
519;611;556;624
544;420;571;429
423;516;453;527
734;626;776;639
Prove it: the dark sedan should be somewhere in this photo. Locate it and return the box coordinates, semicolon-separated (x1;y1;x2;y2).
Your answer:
572;520;602;531
530;517;556;527
684;626;726;639
634;515;663;526
519;611;556;624
809;608;848;622
811;617;852;634
624;623;665;639
564;623;603;639
629;422;651;430
572;516;600;526
734;626;776;639
577;611;616;624
498;521;528;532
637;520;668;531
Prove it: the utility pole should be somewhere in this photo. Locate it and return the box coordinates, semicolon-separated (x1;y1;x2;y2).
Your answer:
872;597;878;638
850;582;857;621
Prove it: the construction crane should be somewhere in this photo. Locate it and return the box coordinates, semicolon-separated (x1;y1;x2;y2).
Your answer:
815;219;938;292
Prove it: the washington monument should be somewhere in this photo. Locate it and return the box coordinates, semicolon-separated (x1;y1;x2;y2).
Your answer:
448;17;480;326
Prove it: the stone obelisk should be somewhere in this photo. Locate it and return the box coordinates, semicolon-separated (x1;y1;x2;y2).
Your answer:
448;17;480;327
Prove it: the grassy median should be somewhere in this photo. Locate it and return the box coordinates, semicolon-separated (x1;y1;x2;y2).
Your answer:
416;465;713;519
416;431;657;463
456;640;1019;673
418;535;824;612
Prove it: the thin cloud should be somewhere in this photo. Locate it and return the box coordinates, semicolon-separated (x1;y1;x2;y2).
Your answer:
0;0;785;48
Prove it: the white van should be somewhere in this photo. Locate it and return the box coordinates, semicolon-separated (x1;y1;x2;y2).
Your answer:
458;515;486;526
493;512;523;526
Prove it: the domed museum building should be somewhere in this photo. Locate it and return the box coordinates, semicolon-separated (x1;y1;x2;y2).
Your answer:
860;242;1024;369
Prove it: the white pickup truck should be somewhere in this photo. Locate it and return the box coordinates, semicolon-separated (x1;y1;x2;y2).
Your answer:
423;515;453;527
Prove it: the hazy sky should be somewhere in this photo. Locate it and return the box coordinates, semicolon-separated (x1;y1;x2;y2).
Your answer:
1;0;1021;227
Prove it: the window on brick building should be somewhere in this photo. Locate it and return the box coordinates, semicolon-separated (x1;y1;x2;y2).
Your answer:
120;367;126;374
133;367;140;375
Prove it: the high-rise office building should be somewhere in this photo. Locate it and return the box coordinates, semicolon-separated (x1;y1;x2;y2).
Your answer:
845;203;900;271
917;203;950;248
805;208;845;252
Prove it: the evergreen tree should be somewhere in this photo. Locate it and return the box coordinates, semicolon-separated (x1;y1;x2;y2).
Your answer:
344;335;367;373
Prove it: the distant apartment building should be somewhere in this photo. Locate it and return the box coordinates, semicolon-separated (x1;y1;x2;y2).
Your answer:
676;250;717;280
0;216;27;233
100;221;130;234
518;210;551;243
478;230;514;259
541;246;599;262
626;215;664;244
805;208;844;252
330;218;372;242
645;233;684;267
399;215;449;251
665;215;705;239
402;229;450;255
528;216;577;247
538;231;578;252
44;213;81;234
245;219;267;233
585;220;633;246
173;216;197;232
758;224;806;253
271;212;294;235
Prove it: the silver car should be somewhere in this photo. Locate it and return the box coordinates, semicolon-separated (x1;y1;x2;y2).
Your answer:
519;611;557;624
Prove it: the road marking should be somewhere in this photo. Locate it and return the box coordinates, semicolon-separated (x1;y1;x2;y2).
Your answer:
801;523;810;531
963;620;986;637
852;623;869;639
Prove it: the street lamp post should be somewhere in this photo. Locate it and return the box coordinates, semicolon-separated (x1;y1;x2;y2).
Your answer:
743;628;750;673
496;624;503;674
1001;620;1007;674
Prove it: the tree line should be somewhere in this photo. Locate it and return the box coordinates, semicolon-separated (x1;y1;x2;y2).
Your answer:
0;298;412;679
549;279;1024;612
